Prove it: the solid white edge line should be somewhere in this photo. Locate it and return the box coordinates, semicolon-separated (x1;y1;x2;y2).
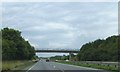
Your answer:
26;62;38;72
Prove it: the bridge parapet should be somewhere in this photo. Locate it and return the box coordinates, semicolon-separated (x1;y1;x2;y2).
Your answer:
35;49;79;53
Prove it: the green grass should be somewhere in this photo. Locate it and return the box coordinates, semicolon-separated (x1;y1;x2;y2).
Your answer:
58;61;119;72
2;60;34;71
0;61;2;71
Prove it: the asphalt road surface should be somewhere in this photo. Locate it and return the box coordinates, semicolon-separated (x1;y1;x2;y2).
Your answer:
26;60;110;72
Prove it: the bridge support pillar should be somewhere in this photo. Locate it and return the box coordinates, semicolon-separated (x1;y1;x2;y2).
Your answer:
69;52;72;61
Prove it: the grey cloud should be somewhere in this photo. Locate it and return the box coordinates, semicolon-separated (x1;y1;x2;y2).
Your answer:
2;2;118;57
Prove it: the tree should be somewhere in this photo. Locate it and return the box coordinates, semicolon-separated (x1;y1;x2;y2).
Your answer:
2;27;36;60
77;35;119;61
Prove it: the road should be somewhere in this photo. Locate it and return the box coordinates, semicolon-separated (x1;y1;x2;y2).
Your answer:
26;60;110;72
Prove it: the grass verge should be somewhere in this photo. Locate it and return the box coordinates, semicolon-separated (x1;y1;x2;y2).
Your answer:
2;60;35;72
58;61;119;72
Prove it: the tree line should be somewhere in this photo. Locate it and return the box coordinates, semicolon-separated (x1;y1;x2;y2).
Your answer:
50;35;119;61
1;28;36;60
50;55;69;60
50;54;77;61
77;35;119;61
2;27;119;61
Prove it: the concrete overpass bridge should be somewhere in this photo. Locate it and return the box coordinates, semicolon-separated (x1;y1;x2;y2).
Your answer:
35;50;79;53
35;49;79;61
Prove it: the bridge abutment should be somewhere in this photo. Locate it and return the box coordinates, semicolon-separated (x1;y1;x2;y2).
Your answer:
69;52;73;61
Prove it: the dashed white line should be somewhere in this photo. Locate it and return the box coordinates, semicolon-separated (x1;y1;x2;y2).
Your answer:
26;62;37;72
53;66;56;68
52;64;64;72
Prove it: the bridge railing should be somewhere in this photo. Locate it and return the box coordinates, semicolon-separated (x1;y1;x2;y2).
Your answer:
35;48;79;51
35;49;79;51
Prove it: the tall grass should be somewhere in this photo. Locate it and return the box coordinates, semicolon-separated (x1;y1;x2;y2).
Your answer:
2;60;31;71
0;61;2;71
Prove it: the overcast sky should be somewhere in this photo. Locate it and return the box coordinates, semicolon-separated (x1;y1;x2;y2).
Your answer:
1;0;119;2
1;2;118;57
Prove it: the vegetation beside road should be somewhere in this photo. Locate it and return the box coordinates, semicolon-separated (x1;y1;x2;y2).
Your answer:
77;35;119;61
2;28;36;60
2;60;35;71
50;35;119;62
1;28;39;72
51;35;119;71
58;61;119;72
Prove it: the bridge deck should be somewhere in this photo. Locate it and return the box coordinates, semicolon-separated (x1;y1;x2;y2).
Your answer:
35;50;79;53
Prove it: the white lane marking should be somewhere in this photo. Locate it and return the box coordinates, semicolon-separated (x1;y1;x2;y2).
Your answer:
26;62;38;72
52;64;64;72
53;66;56;68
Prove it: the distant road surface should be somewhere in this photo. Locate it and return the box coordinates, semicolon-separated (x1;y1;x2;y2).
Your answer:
26;60;110;72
